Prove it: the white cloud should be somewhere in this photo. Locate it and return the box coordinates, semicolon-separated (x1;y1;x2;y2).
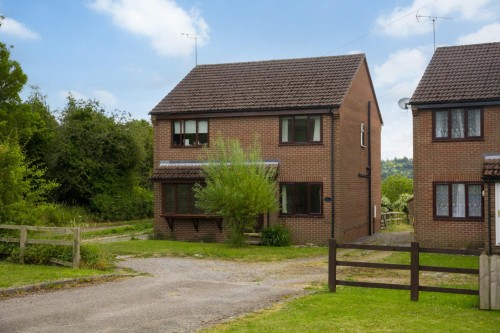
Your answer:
88;0;210;57
0;17;40;40
373;47;432;158
374;48;428;88
457;22;500;44
94;90;118;108
375;0;494;38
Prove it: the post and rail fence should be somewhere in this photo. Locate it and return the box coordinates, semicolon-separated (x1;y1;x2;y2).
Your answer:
328;239;481;301
381;212;407;228
0;224;81;268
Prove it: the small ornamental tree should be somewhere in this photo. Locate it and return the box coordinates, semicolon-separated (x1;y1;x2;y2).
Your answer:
194;136;279;247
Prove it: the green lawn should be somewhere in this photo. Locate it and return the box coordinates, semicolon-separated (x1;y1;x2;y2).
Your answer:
100;240;327;261
203;286;500;333
81;219;153;239
0;261;113;289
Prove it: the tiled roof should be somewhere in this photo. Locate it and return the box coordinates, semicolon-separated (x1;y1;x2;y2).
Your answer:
483;159;500;177
411;42;500;105
151;54;365;114
151;166;203;180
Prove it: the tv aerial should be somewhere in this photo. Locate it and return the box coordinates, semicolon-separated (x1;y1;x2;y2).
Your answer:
416;12;452;51
398;97;411;110
181;33;206;66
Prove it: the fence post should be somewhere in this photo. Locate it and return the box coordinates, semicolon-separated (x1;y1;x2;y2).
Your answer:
329;238;337;292
19;226;27;264
410;242;419;301
72;228;81;269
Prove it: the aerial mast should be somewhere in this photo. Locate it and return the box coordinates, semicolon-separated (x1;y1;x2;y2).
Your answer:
416;13;452;51
181;33;204;66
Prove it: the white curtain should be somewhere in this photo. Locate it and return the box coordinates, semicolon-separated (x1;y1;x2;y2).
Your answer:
184;120;196;133
174;120;181;134
467;109;481;137
452;184;465;217
198;120;208;134
281;185;288;213
312;116;320;142
451;109;465;138
435;111;448;138
281;118;289;142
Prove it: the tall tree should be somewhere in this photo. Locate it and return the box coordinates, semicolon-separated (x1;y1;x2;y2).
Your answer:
194;136;279;246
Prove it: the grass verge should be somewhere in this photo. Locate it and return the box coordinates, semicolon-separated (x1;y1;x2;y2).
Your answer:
203;286;500;333
81;219;153;240
100;240;327;262
0;261;113;289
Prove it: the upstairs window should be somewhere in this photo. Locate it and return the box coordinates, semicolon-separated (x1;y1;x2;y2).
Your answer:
173;119;208;147
434;182;482;219
434;108;482;140
281;115;321;144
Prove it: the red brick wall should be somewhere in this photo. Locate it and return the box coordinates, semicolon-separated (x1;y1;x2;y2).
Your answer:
412;105;500;248
336;60;382;242
151;61;382;245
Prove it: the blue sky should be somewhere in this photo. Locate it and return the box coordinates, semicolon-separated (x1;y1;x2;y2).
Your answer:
1;0;500;159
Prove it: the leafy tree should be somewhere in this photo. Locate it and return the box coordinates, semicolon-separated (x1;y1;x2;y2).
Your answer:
0;39;27;106
394;192;413;216
48;97;140;207
381;174;413;204
194;136;279;247
381;157;413;180
125;119;153;189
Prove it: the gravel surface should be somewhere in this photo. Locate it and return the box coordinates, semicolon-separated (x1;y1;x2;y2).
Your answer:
0;256;328;333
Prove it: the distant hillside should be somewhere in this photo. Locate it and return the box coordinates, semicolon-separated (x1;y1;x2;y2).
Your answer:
382;157;413;180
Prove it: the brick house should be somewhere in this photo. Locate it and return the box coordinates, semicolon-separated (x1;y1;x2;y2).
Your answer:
150;54;382;245
410;42;500;252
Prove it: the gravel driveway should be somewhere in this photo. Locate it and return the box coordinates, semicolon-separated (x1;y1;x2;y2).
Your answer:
0;255;328;333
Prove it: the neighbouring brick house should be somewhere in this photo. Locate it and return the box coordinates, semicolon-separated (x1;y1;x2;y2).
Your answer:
150;54;382;245
410;42;500;252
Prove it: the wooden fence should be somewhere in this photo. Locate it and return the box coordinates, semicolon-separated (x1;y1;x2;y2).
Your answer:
328;239;481;301
381;212;406;228
0;224;81;268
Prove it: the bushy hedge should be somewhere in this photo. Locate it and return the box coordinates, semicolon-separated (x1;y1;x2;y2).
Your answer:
91;187;153;221
0;243;113;270
261;224;291;247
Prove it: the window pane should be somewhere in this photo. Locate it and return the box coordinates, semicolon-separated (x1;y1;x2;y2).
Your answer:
295;183;308;214
468;185;482;217
163;184;175;213
467;109;481;137
173;121;182;145
452;184;465;217
451;109;465;138
360;123;365;146
436;185;449;216
309;184;322;214
294;116;308;143
177;184;191;214
188;184;200;214
197;120;208;145
281;117;292;143
309;116;321;142
184;120;196;146
281;184;293;214
435;111;448;138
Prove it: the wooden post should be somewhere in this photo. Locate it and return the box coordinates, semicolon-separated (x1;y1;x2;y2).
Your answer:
19;226;27;264
329;238;337;292
410;242;419;301
72;228;81;269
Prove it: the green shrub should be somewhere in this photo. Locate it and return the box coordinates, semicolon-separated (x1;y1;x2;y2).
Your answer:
91;186;153;221
0;243;112;270
261;224;291;247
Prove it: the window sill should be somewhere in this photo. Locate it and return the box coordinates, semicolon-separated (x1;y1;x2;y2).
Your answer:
171;145;207;148
433;217;483;222
279;214;324;218
279;142;324;146
432;137;483;142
